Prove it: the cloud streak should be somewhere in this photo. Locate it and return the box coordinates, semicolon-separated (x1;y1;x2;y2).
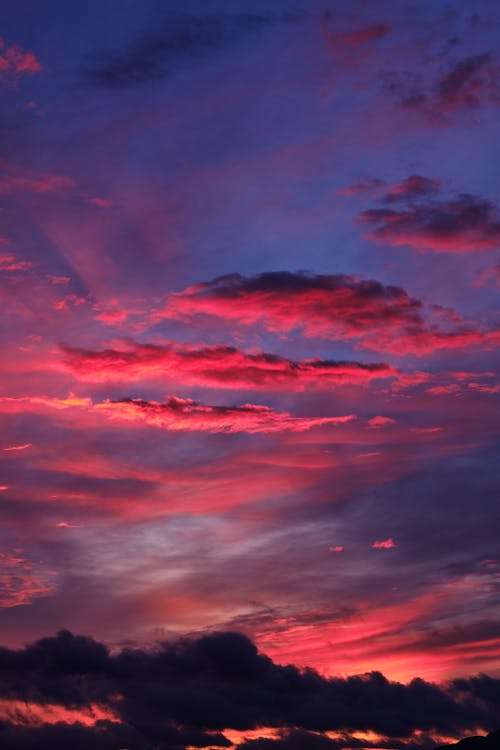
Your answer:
60;341;398;389
0;393;355;434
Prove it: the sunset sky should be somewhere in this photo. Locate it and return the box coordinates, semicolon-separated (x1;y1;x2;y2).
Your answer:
0;1;499;748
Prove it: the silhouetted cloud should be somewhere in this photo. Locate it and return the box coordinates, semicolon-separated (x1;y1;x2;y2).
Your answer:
0;629;499;750
437;729;500;749
87;11;299;87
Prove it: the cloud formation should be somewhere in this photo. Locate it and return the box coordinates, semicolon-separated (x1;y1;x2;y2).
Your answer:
0;630;498;750
361;177;500;253
164;271;423;337
0;393;355;434
95;396;356;434
0;551;56;608
60;341;398;389
163;271;500;355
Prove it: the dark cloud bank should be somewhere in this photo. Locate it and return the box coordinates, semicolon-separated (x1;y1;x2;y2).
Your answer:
0;630;499;749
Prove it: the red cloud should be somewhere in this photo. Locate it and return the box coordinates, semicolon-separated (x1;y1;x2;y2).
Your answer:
163;271;423;337
2;443;32;452
95;397;356;434
0;37;42;83
368;416;396;428
0;254;35;272
362;197;500;253
372;538;396;549
0;551;56;608
0;161;75;195
60;341;398;389
0;392;355;435
161;272;500;356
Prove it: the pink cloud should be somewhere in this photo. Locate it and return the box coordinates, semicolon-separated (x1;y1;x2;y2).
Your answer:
95;396;357;434
60;341;398;389
361;178;500;253
372;538;396;549
0;392;356;435
368;416;396;428
161;271;500;356
0;37;42;83
2;443;32;452
0;550;56;608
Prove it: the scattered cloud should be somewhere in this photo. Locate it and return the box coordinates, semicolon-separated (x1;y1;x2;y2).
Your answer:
0;392;356;435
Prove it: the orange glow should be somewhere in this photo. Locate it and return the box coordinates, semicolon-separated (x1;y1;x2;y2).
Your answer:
223;727;283;744
0;699;121;726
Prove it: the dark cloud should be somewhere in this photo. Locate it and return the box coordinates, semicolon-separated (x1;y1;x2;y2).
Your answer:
384;52;500;119
0;629;499;750
87;11;299;87
437;729;500;749
436;53;493;107
361;177;500;253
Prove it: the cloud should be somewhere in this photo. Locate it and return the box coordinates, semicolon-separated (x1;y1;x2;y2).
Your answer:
60;341;398;389
164;271;423;337
2;443;32;452
162;271;500;355
321;12;391;50
0;392;355;435
368;416;396;428
0;629;498;750
0;255;35;272
95;397;356;434
361;178;500;253
435;53;497;110
0;551;56;608
87;11;299;87
0;161;74;195
473;264;500;287
0;37;42;83
385;52;500;120
372;538;396;549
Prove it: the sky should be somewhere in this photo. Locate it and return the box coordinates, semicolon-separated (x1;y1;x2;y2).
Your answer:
0;1;499;748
